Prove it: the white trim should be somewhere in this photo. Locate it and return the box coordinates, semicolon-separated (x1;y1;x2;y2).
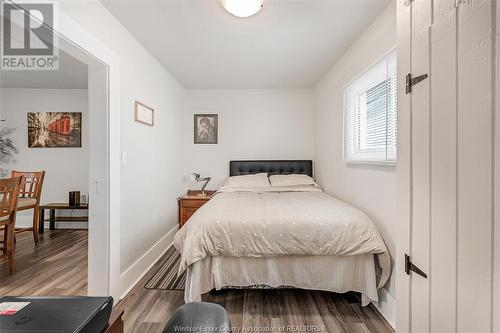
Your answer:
343;48;398;164
373;287;396;329
119;225;178;300
345;160;397;166
55;11;121;300
17;2;122;299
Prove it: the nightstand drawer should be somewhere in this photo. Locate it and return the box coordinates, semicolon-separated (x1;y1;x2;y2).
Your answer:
181;208;198;225
182;200;206;208
178;192;215;229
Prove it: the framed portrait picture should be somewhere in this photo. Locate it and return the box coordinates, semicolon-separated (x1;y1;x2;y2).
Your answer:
194;114;218;144
134;101;154;127
27;112;82;148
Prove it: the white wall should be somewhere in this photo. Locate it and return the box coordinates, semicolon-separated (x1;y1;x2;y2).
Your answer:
57;1;185;296
183;89;314;189
0;88;89;227
313;2;397;325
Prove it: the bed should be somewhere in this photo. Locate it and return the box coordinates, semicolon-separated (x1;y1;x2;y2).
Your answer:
174;160;390;306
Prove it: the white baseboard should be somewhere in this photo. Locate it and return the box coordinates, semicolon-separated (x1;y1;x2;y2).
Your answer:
119;225;177;300
373;287;396;329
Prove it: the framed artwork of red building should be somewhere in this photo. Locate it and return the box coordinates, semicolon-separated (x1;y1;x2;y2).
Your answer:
27;112;82;148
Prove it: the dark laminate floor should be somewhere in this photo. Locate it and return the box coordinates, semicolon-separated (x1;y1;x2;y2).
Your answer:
0;229;87;296
0;230;394;333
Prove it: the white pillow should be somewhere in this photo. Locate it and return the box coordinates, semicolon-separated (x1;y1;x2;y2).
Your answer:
220;173;270;189
269;174;317;187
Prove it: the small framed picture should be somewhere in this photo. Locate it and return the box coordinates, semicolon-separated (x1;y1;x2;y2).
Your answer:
194;114;218;144
134;101;154;127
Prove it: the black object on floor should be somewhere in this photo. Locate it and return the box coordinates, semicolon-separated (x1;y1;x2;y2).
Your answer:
162;302;231;333
0;296;113;333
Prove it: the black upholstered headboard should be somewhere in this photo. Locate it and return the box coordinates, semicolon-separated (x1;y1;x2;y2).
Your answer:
229;160;313;177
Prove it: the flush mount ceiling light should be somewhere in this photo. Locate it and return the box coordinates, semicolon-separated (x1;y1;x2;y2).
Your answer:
221;0;264;18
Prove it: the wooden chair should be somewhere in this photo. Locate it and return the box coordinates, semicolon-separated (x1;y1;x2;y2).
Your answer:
0;176;22;273
11;171;45;244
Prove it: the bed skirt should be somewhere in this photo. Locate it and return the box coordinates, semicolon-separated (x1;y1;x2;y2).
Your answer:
184;253;386;306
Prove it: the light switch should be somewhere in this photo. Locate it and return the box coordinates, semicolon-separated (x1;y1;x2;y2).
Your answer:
121;152;127;166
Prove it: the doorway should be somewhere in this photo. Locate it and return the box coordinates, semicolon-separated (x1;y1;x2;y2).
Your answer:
0;46;90;295
0;1;117;298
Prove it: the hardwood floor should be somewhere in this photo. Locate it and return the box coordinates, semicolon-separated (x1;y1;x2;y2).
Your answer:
116;251;395;333
0;229;87;296
0;230;394;333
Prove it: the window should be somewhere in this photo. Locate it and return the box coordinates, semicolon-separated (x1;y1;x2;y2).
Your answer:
344;50;397;163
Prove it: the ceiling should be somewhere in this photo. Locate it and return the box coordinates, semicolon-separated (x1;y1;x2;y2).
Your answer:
0;50;88;89
102;0;390;89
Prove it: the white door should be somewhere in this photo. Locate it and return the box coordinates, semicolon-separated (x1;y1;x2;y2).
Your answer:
396;0;495;332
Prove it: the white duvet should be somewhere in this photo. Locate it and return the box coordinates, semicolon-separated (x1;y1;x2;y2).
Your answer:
174;187;390;288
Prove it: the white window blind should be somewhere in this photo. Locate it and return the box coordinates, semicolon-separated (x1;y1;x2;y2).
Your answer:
343;50;397;163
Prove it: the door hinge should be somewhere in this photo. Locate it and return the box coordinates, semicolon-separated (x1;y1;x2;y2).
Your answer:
406;73;428;94
405;254;428;278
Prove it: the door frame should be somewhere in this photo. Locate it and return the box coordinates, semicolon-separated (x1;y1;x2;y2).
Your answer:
4;0;122;300
395;0;412;331
54;5;122;300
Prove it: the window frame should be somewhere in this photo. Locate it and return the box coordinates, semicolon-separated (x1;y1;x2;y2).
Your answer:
342;48;397;166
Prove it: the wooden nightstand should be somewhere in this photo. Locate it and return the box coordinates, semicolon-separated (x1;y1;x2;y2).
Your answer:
178;190;216;228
